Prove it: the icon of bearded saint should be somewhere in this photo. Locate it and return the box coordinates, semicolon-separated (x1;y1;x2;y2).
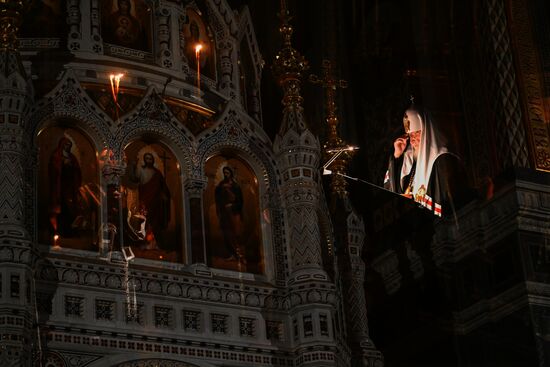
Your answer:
129;151;171;250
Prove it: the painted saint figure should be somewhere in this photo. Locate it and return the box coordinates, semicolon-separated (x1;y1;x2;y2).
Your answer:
103;0;145;50
49;137;82;236
215;166;245;262
183;10;214;77
130;153;171;249
186;21;205;68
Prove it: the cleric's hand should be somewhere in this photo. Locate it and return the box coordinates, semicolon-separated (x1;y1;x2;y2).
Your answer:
393;137;408;158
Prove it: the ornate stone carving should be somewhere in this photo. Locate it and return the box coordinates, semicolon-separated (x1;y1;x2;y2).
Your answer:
66;0;82;51
157;7;173;69
89;0;103;53
114;89;194;175
26;71;113;148
59;351;102;367
0;150;26;227
0;5;36;363
478;0;529;169
218;39;235;96
43;352;66;367
507;0;550;171
184;177;208;198
287;204;323;268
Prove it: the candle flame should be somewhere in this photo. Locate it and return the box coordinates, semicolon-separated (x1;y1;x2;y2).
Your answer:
53;234;60;248
109;73;124;103
195;43;203;55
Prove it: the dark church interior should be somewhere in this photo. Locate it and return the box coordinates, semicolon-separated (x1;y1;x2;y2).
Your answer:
0;0;549;366
236;1;550;364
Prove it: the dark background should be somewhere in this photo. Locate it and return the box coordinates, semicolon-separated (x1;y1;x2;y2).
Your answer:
227;1;545;366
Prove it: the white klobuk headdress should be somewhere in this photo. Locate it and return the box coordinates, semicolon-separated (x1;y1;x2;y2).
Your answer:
400;107;450;216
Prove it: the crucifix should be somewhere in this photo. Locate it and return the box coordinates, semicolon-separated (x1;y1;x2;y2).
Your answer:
309;60;348;146
310;60;354;195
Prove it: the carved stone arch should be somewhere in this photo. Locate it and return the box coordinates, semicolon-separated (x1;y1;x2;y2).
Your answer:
196;104;276;185
198;102;282;204
113;87;194;174
202;143;266;191
43;351;67;367
26;70;113;150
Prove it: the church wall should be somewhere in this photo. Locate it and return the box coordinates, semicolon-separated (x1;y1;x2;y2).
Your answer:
11;0;345;366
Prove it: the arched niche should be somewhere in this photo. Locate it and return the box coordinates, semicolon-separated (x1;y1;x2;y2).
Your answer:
121;140;185;263
183;7;216;79
20;0;67;38
101;0;153;53
203;152;264;274
37;124;100;251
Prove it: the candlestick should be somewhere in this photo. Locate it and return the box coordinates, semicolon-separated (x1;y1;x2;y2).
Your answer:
195;44;203;98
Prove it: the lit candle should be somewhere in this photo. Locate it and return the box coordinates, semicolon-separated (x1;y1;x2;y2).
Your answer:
109;73;124;122
195;44;203;98
53;234;60;248
109;73;124;105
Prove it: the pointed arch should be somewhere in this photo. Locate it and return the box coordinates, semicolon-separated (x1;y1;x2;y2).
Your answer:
26;70;114;150
196;102;278;186
114;87;195;176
